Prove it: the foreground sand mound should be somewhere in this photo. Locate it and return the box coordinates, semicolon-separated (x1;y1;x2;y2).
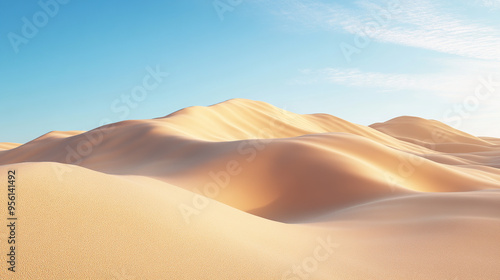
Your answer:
0;162;498;279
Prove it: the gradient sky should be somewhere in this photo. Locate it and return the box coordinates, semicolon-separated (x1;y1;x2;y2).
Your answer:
1;0;500;143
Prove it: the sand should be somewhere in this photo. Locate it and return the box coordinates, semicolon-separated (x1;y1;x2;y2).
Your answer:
0;99;499;279
0;143;21;151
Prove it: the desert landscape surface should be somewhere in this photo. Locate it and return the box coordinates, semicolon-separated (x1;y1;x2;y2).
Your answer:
1;98;499;279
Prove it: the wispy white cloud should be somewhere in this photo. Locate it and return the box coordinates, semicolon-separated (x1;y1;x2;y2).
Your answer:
370;1;500;61
255;0;500;61
296;67;476;97
473;0;500;9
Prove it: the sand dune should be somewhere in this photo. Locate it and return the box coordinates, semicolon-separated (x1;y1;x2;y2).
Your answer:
371;116;497;151
481;136;500;144
0;142;21;151
1;99;499;279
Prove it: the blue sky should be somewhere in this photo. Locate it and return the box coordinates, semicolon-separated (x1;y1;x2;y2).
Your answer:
1;0;499;143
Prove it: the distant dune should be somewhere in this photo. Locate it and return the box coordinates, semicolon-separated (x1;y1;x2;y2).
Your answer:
0;143;21;151
1;99;499;279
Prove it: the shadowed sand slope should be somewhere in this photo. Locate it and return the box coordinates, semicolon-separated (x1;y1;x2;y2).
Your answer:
0;99;499;279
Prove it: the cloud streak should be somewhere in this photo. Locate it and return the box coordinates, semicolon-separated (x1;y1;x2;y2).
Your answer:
257;0;500;61
474;0;500;9
296;67;487;99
